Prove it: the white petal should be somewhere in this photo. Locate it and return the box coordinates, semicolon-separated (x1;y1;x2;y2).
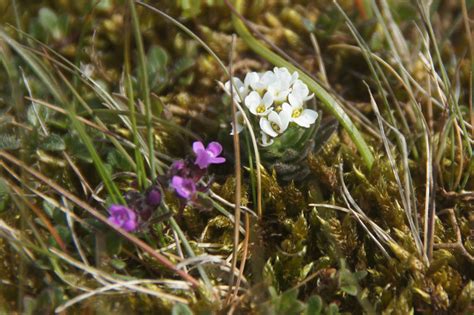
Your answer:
267;81;279;94
292;80;309;99
260;71;275;86
260;117;278;138
230;123;244;135
245;91;261;110
276;90;290;102
224;77;247;102
288;92;303;108
279;109;290;132
274;67;289;78
230;111;245;135
304;93;314;102
233;77;244;89
244;72;259;88
267;111;281;126
259;131;274;147
290;71;299;85
262;91;274;108
294;109;318;128
268;81;289;102
282;102;292;114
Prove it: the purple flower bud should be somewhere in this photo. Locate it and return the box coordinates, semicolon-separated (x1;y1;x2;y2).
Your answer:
146;188;162;207
171;176;196;200
193;141;226;169
171;160;186;172
107;204;138;232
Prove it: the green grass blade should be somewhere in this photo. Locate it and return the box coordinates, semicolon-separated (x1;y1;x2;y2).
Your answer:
129;0;160;178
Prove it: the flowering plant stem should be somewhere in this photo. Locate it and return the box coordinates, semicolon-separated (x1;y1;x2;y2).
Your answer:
231;0;375;169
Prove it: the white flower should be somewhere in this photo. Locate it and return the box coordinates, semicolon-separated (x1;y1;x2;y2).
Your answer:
267;67;299;103
259;110;290;138
274;67;299;86
282;102;318;128
259;131;274;147
223;77;248;103
288;79;314;107
245;91;274;116
230;111;245;135
244;71;275;93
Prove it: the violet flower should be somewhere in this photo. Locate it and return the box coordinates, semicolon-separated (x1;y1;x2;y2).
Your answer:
193;141;226;169
171;176;197;199
108;204;138;232
170;160;186;173
145;187;162;207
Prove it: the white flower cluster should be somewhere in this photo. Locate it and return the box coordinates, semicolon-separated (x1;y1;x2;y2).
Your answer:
223;67;318;146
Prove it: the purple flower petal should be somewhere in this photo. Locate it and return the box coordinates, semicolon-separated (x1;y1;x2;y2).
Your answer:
171;160;185;171
108;216;121;226
192;141;226;169
171;176;196;199
195;150;211;169
206;142;223;157
210;156;226;164
146;188;162;207
122;219;137;232
192;141;205;154
108;204;123;215
107;204;138;232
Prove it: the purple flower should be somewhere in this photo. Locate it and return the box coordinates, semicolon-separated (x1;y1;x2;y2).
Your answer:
193;141;226;169
171;176;196;199
107;204;138;232
171;160;186;173
146;188;162;207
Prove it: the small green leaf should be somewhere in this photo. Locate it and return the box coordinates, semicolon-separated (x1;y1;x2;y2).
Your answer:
65;133;92;163
326;303;340;315
298;262;314;282
147;45;169;91
106;231;123;255
0;179;10;212
148;46;169;71
40;134;66;151
339;269;359;296
178;0;201;18
305;295;323;315
171;303;193;315
277;289;305;315
111;258;127;270
38;8;62;40
263;258;278;289
52;225;71;246
340;283;358;296
42;200;56;218
107;150;132;172
0;133;21;150
353;270;368;281
172;57;194;77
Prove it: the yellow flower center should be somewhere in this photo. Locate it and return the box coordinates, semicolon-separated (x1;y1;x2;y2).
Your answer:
271;122;280;131
275;105;282;113
292;108;302;118
256;104;266;114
